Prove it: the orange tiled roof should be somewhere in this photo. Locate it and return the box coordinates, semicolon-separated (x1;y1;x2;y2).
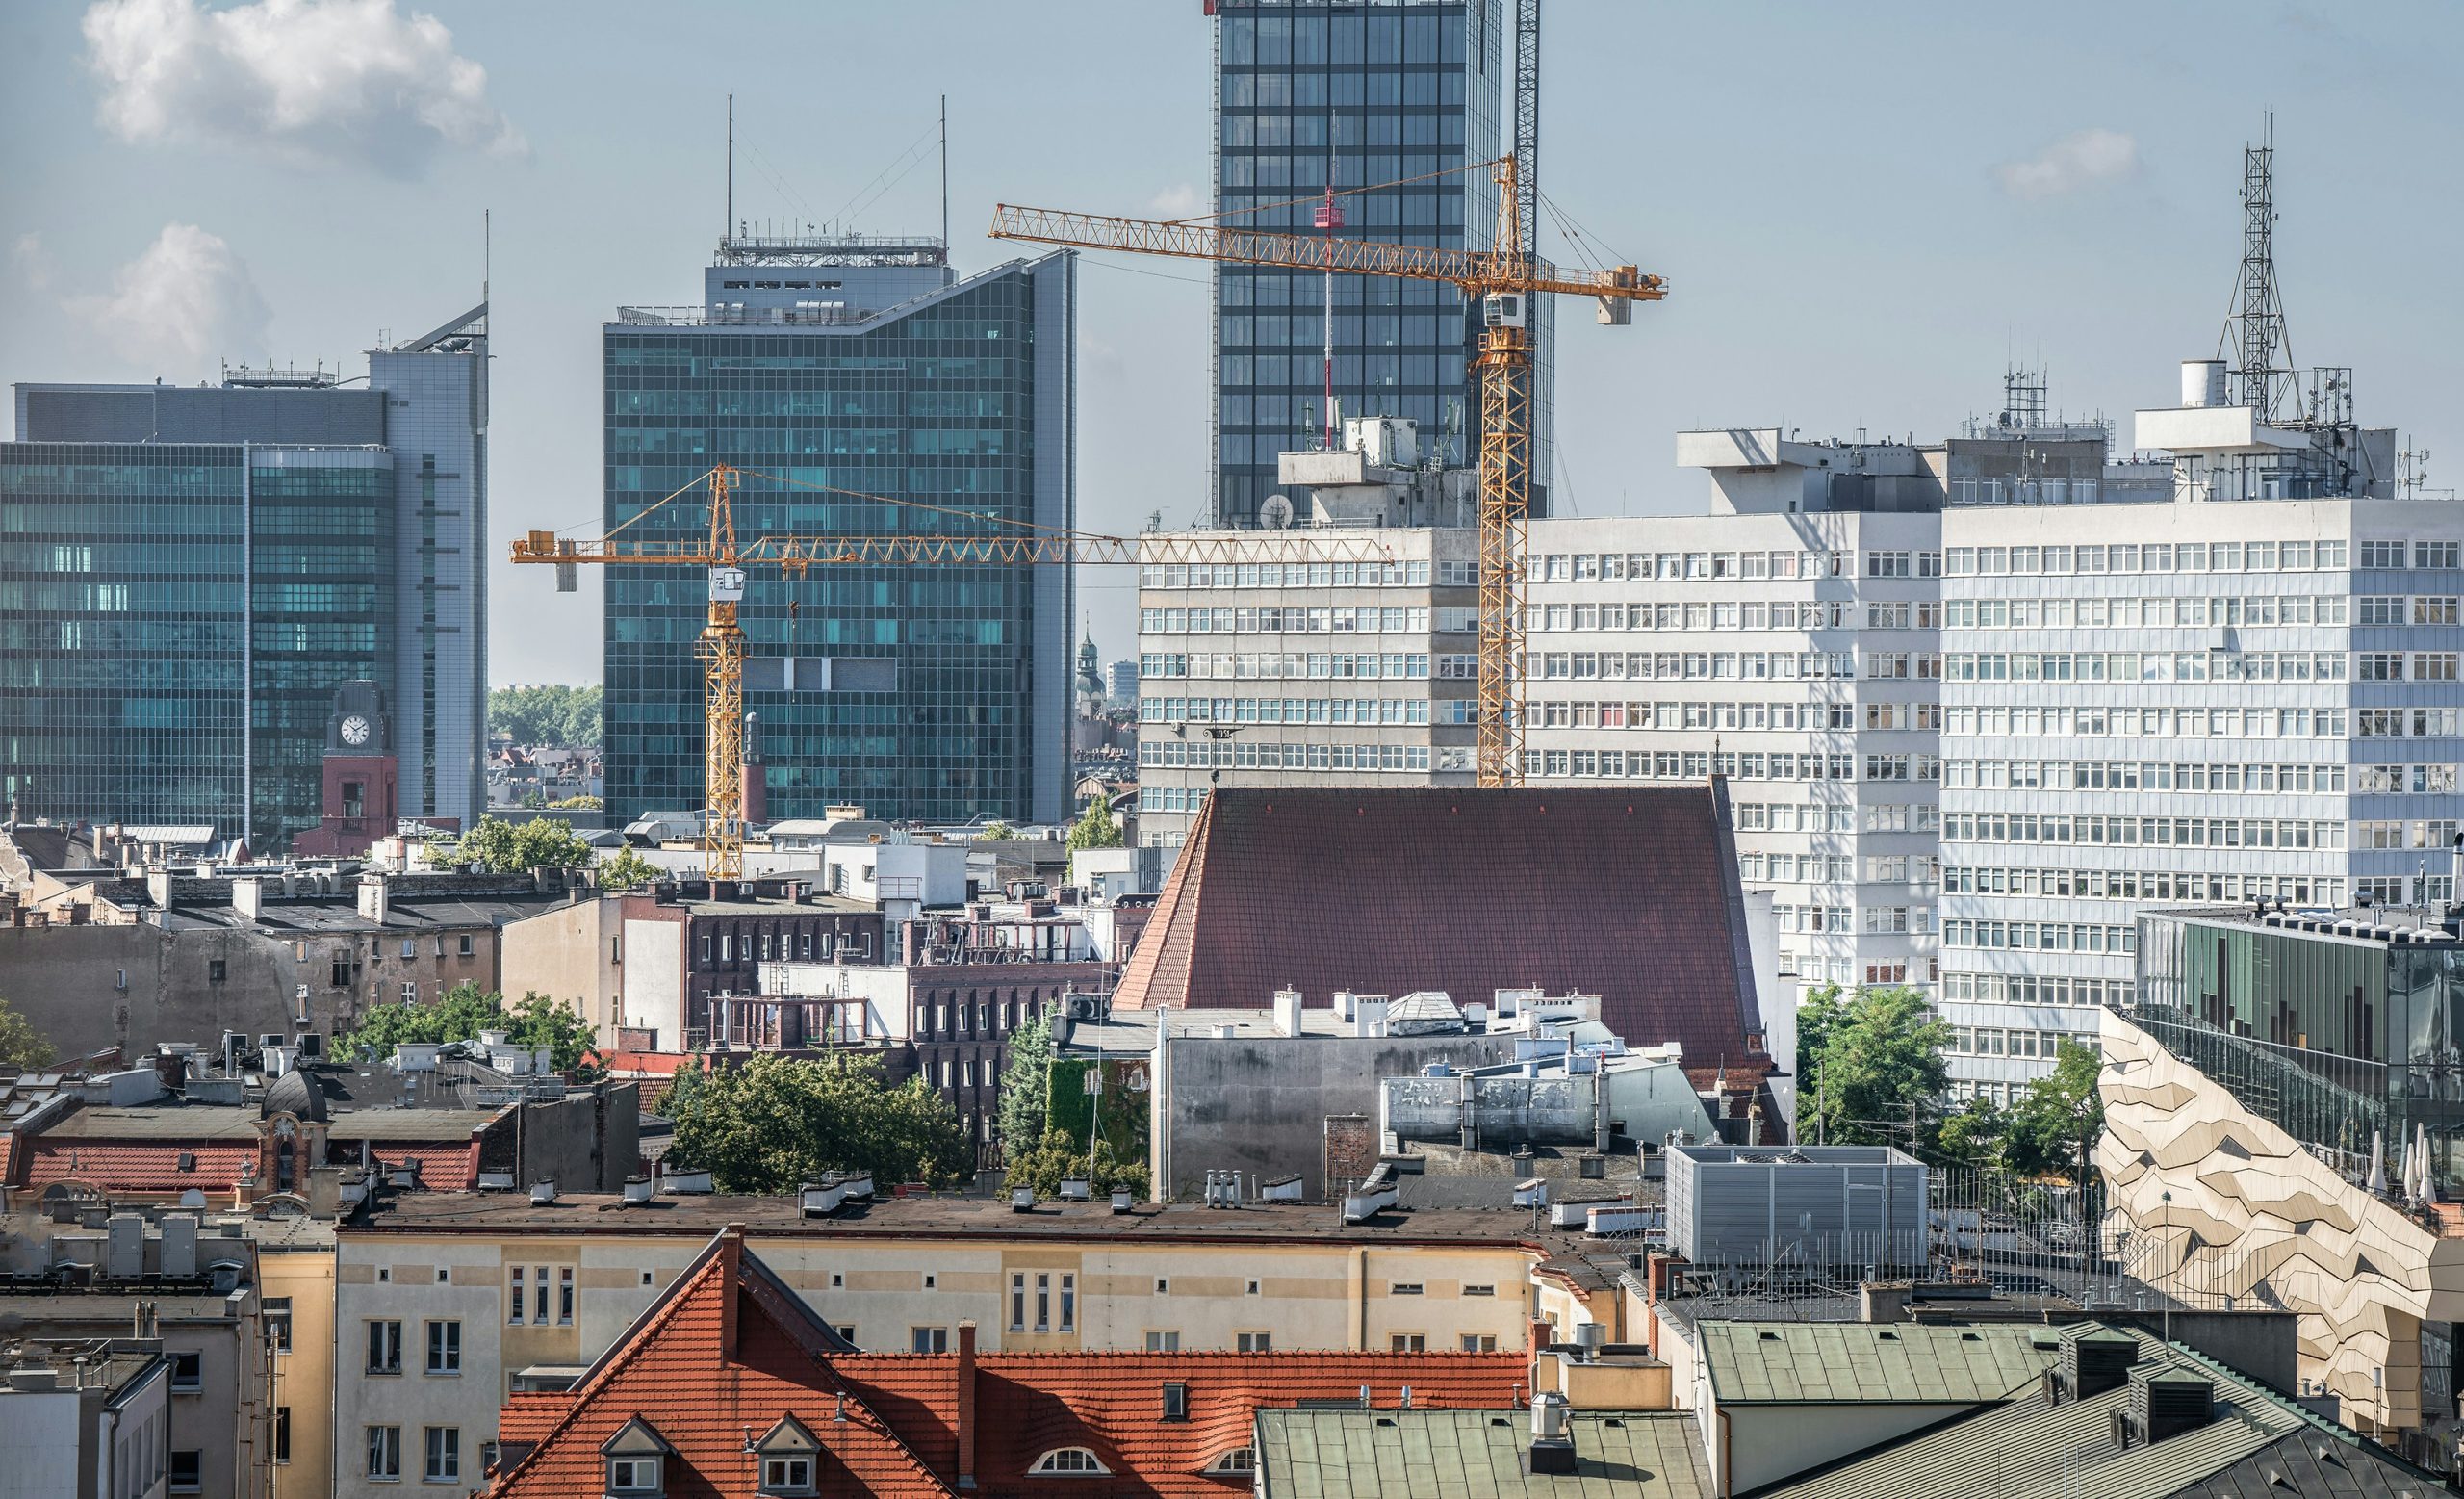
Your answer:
20;1140;257;1193
486;1228;1528;1497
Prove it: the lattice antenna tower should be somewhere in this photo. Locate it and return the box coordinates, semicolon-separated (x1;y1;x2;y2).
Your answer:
2222;117;2297;421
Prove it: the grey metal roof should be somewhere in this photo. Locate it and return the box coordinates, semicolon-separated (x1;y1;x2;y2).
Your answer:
1698;1320;2080;1405
1255;1409;1710;1499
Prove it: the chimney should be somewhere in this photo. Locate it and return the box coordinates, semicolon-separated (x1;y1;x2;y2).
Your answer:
1272;987;1304;1038
717;1223;744;1361
956;1320;978;1490
357;875;389;926
1527;1391;1576;1474
233;877;263;922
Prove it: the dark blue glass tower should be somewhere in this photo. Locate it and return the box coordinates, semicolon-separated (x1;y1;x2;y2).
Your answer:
601;243;1075;828
1209;0;1549;528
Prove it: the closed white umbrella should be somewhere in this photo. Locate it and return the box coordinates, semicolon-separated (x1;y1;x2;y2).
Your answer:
2419;1123;2437;1204
2368;1129;2387;1195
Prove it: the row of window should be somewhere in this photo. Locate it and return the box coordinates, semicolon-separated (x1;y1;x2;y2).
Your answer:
364;1425;459;1484
1939;972;2133;1008
1949;706;2349;738
1527;650;1863;681
1944;650;2354;683
1944;1027;2097;1060
1132;695;1430;727
1945;539;2360;575
1138;652;1439;682
1770;905;1933;936
1736;802;1926;835
1140;607;1430;636
1137;560;1432;590
1525;600;1862;632
1941;920;2139;953
1743;854;1942;885
1524;749;1861;781
1529;549;1859;582
506;1264;576;1325
2355;819;2464;850
2358;709;2464;738
1942;814;2350;850
1944;866;2348;902
1140;659;1430;707
698;926;873;967
1947;594;2353;628
1941;759;2352;794
916;995;1043;1041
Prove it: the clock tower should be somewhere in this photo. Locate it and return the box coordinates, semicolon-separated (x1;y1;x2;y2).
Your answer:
293;680;399;858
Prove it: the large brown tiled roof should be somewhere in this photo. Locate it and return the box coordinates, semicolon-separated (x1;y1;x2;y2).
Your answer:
1114;785;1765;1072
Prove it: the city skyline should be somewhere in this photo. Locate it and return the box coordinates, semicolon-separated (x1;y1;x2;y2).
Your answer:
3;0;2459;685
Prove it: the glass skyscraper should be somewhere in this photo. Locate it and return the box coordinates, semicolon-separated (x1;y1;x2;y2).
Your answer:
601;242;1075;828
3;314;489;849
0;442;393;847
1208;0;1550;528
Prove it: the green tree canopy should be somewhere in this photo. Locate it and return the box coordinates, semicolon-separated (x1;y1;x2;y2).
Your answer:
1065;797;1122;851
0;995;59;1070
340;981;601;1075
659;1052;972;1193
447;815;597;873
1006;1127;1148;1200
978;821;1015;842
2002;1039;2106;1179
996;1016;1054;1163
1793;984;1950;1149
595;846;662;892
488;685;603;748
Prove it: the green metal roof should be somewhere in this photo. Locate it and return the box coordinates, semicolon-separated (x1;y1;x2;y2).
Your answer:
1254;1409;1710;1499
1758;1350;2304;1499
1697;1320;2085;1406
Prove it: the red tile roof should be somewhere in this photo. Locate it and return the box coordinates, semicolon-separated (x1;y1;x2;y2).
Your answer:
487;1230;1528;1498
19;1140;258;1194
369;1144;481;1192
1114;786;1767;1072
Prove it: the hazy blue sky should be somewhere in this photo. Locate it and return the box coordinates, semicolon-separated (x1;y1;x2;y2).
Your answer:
5;0;2457;683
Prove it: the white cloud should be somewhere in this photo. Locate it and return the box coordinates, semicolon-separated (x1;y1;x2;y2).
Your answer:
1148;182;1205;219
81;0;522;175
64;223;271;372
13;233;52;292
1994;128;2140;200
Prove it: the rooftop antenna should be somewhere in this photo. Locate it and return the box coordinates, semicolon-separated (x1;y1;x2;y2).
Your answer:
726;93;734;250
2221;114;2296;421
939;93;949;255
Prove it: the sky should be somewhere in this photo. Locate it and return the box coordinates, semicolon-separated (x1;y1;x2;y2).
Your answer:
4;0;2458;685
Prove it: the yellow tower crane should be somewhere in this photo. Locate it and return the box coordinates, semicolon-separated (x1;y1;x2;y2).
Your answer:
988;155;1665;785
511;464;1393;879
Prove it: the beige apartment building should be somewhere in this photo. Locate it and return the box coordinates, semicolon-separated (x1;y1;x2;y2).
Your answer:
326;1190;1616;1497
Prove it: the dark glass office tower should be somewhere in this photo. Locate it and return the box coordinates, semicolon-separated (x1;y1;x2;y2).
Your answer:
1209;0;1549;529
601;243;1075;828
0;442;392;847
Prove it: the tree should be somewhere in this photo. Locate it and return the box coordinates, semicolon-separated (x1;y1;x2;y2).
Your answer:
659;1052;973;1193
488;685;603;748
340;981;601;1076
978;821;1016;841
996;1016;1055;1164
596;846;662;892
1065;796;1122;851
1793;984;1949;1150
448;815;597;873
1006;1127;1148;1200
0;995;59;1069
2004;1039;2106;1180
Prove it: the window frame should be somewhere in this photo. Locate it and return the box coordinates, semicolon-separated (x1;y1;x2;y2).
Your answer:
423;1426;460;1484
366;1319;403;1376
366;1424;403;1481
424;1319;461;1376
1029;1447;1112;1476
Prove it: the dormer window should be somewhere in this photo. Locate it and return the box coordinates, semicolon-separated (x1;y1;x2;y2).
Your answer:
1204;1448;1257;1477
754;1414;820;1495
602;1416;672;1496
1031;1448;1111;1476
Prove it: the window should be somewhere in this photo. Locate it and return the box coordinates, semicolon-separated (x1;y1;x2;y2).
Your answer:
1206;1449;1258;1476
1060;1272;1076;1331
609;1456;661;1492
274;1407;292;1462
507;1267;525;1324
1163;1381;1189;1421
1010;1273;1027;1331
1245;1279;1261;1296
1461;1333;1499;1352
265;1296;293;1353
1154;1278;1169;1294
1237;1331;1272;1353
425;1320;460;1375
169;1350;202;1392
424;1427;459;1483
1390;1282;1424;1296
366;1425;402;1480
367;1319;403;1375
1462;1283;1496;1298
911;1327;948;1353
1036;1273;1051;1331
457;934;474;958
761;1456;815;1495
169;1450;201;1493
559;1266;575;1324
1030;1448;1111;1475
207;960;226;983
534;1264;550;1323
1145;1330;1180;1352
1390;1333;1427;1352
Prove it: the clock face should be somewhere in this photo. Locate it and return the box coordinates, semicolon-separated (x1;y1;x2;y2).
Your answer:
340;714;372;746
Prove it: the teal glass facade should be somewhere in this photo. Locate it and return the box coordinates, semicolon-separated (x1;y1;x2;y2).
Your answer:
602;264;1069;826
1210;0;1548;527
0;442;394;847
2131;910;2464;1193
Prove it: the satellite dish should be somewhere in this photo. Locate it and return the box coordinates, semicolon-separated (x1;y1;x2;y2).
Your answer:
1258;493;1294;530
